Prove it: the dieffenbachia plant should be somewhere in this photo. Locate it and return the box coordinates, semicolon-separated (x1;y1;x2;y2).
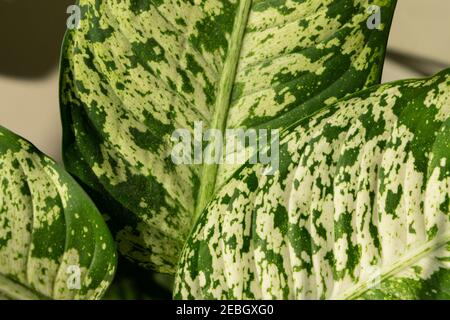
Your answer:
60;0;397;274
174;69;450;299
0;126;117;299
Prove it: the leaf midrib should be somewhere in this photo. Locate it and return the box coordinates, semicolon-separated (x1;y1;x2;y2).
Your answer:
192;0;253;224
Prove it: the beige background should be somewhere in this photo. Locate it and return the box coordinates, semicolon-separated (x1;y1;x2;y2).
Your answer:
1;0;450;163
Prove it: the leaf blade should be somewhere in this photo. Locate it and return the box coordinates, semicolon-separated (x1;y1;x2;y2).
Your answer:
174;69;450;299
0;126;117;300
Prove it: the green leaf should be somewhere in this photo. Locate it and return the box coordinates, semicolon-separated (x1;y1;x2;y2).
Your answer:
60;0;397;273
174;69;450;299
0;126;117;300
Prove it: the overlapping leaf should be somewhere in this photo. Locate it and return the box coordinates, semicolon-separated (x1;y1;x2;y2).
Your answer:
0;127;117;299
60;0;397;274
174;70;450;299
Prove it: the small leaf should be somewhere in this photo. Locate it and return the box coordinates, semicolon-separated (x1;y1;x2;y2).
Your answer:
0;126;117;300
174;69;450;299
60;0;397;273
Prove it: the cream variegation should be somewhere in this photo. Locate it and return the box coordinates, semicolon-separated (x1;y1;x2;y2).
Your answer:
0;127;117;300
174;70;450;299
60;0;397;273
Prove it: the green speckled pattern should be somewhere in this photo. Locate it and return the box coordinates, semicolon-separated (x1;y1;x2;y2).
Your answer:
174;70;450;299
0;127;117;300
60;0;396;273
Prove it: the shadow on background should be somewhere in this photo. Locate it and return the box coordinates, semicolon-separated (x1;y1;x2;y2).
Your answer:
386;49;450;77
0;0;75;79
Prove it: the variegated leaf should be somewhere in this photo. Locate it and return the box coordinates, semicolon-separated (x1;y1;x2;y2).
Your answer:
0;126;117;300
60;0;397;273
174;69;450;299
